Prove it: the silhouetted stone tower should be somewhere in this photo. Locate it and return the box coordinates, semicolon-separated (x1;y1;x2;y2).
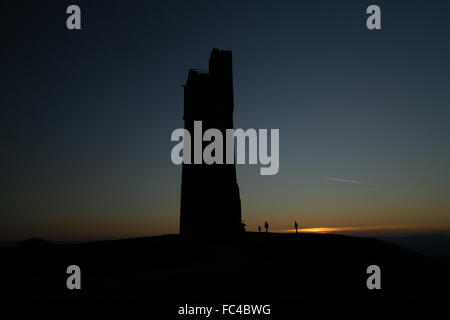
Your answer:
180;48;242;237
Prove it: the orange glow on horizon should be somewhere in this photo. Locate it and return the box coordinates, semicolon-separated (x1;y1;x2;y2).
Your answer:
275;224;448;237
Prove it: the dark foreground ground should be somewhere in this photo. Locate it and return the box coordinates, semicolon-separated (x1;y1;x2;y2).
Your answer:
1;232;449;314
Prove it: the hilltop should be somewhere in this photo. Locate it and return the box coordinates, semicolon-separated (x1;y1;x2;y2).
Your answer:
1;232;449;302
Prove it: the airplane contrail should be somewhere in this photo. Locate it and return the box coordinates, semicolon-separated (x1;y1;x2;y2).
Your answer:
324;177;372;185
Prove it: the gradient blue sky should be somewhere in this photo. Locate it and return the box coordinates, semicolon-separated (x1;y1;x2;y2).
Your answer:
2;0;450;241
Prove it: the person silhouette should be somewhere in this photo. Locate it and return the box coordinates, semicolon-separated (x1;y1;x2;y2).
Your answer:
295;221;298;233
258;226;262;233
264;221;269;233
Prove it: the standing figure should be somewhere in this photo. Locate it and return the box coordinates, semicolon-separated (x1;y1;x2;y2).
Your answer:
264;221;269;233
295;221;298;233
258;226;262;233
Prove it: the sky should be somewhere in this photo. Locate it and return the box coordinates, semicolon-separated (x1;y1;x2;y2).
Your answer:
1;0;450;241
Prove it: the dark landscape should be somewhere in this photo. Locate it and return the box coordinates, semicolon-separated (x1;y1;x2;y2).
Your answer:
3;2;450;314
2;232;449;304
